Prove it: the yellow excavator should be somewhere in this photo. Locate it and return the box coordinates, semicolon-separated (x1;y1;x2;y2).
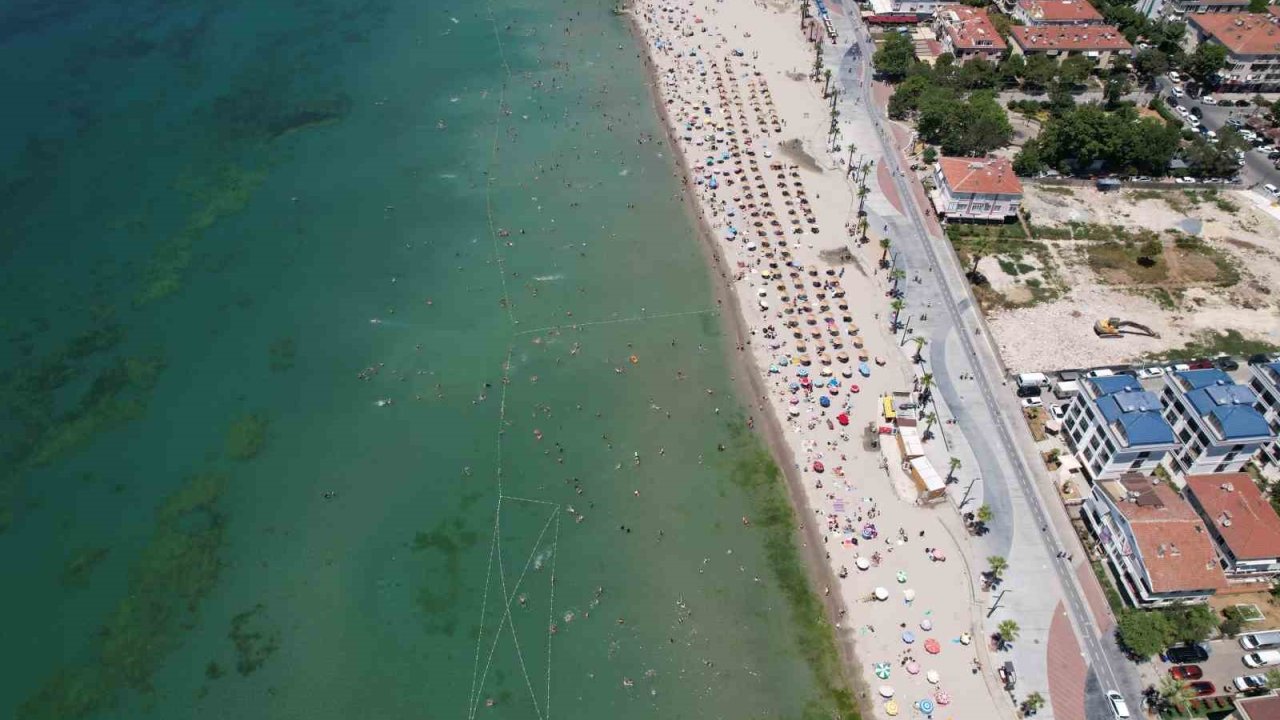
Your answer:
1095;317;1160;339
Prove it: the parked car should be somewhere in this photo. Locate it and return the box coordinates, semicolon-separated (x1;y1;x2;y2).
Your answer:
1107;690;1131;719
1202;96;1218;105
1169;665;1204;680
1234;674;1269;692
1021;396;1044;408
1016;385;1043;398
1175;105;1190;116
1215;356;1240;371
1267;183;1280;199
1165;644;1210;664
1189;359;1215;370
1250;353;1275;366
1244;650;1280;668
1137;367;1165;379
1050;404;1066;420
1187;681;1216;697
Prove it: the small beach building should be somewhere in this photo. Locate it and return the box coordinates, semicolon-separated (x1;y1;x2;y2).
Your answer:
1184;473;1280;586
1062;375;1178;481
1081;473;1226;607
1161;369;1276;476
931;157;1022;222
934;5;1007;64
1247;362;1280;467
907;456;948;503
897;426;926;459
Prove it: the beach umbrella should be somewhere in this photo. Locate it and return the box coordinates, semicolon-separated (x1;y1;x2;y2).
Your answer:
873;587;888;601
905;662;920;675
819;366;833;377
856;556;871;570
850;383;861;394
918;699;935;714
923;638;941;655
930;548;946;561
903;588;916;602
934;691;951;705
841;368;854;379
920;619;933;631
878;686;895;698
873;662;891;679
959;633;972;646
796;368;809;377
926;670;940;684
820;396;831;408
901;630;915;644
859;362;871;377
812;461;825;473
895;570;907;583
884;700;899;716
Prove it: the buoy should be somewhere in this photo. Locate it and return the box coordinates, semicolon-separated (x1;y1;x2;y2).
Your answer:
630;355;639;364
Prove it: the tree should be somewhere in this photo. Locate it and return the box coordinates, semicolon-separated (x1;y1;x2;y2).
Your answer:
1185;42;1227;87
1184;136;1239;179
958;57;997;90
923;412;939;438
879;237;892;263
997;53;1025;87
1105;75;1131;108
1013;139;1044;176
1265;668;1280;689
874;32;916;81
977;503;993;524
1220;606;1246;638
1021;54;1059;93
987;555;1009;579
1158;674;1195;712
1116;608;1172;658
1134;48;1170;86
823;68;833;98
1164;603;1217;645
1022;692;1046;716
890;298;906;326
1250;0;1270;11
922;146;937;164
912;336;928;363
1058;56;1095;87
948;456;962;480
1137;237;1163;266
997;619;1021;645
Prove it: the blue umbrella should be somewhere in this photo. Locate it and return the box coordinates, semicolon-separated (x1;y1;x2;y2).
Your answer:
827;378;840;388
797;368;809;377
820;396;831;408
918;699;935;714
858;362;871;377
901;631;915;644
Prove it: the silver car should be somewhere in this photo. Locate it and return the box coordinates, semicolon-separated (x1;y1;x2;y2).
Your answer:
1107;690;1130;719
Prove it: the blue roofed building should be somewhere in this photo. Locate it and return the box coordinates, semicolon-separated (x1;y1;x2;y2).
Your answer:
1062;374;1179;480
1161;369;1276;476
1247;362;1280;468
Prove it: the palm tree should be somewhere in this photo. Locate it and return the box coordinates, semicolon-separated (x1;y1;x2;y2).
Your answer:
890;268;906;290
997;619;1020;646
823;68;833;97
1022;692;1045;716
976;503;993;524
847;143;857;170
919;372;934;403
947;456;961;480
879;237;892;263
890;298;905;327
1157;675;1194;712
987;555;1008;579
923;412;938;439
912;336;928;363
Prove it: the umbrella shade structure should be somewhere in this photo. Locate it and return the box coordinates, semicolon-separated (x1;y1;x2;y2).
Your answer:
905;661;920;675
918;699;935;714
819;395;831;408
920;619;933;631
896;571;908;583
878;686;895;698
903;588;916;601
873;662;891;679
884;700;899;716
855;556;871;570
812;461;825;473
858;362;871;377
926;670;940;684
929;548;946;561
837;412;850;426
923;638;941;654
959;633;972;646
901;631;915;644
934;691;951;705
873;587;889;601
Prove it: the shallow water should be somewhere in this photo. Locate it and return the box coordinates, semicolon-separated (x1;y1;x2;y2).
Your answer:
0;0;845;717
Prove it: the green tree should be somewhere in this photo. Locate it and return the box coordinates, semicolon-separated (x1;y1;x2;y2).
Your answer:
1250;0;1270;11
874;32;916;81
987;555;1008;578
1022;54;1059;93
948;456;962;480
888;74;932;119
997;619;1021;644
1022;692;1046;714
1158;674;1195;711
922;145;937;164
1220;606;1246;638
1185;43;1227;87
1105;74;1131;108
1138;237;1163;265
958;57;997;89
1184;136;1239;179
1265;668;1280;689
912;336;928;362
1165;603;1218;644
1116;608;1172;658
1013;139;1044;176
1134;48;1170;86
997;53;1025;87
977;503;993;524
1058;56;1095;87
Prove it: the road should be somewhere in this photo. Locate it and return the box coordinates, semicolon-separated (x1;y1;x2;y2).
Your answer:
1152;77;1280;189
829;10;1147;719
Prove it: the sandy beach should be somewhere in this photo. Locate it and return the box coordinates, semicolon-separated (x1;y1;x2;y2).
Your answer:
628;0;1012;718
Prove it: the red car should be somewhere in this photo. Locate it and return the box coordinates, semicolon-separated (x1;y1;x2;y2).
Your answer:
1187;681;1216;697
1169;665;1203;680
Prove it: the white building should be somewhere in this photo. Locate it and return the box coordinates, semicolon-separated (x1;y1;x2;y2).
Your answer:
1081;474;1225;607
1013;0;1104;26
1184;12;1280;93
1062;375;1179;481
1248;361;1280;467
1184;473;1280;585
931;157;1023;222
1145;0;1249;20
1161;369;1275;476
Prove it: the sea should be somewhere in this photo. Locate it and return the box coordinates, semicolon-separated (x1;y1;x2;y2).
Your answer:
0;0;846;718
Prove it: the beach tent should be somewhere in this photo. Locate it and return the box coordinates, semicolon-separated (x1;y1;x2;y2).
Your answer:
906;457;947;503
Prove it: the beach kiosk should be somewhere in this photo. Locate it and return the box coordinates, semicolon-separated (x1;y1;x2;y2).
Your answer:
896;426;925;460
906;457;947;503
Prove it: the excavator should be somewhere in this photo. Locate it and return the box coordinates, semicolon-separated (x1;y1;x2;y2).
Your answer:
1094;317;1161;339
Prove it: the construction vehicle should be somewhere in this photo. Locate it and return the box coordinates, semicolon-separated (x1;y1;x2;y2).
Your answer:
1094;317;1160;339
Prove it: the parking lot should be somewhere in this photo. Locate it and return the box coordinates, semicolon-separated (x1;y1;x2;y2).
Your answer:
1153;638;1258;699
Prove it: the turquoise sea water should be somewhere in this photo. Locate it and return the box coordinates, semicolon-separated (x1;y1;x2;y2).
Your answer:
0;0;845;717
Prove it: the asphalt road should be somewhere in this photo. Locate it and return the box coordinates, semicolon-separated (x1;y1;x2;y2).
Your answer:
1153;77;1280;189
834;15;1147;719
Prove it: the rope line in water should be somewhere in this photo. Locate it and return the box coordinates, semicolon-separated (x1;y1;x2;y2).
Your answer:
513;307;719;337
467;510;502;718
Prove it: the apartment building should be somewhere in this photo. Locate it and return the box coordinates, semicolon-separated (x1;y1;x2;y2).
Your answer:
1161;369;1275;475
1184;12;1280;93
1248;361;1280;466
1062;375;1179;481
1082;473;1226;607
1008;25;1134;68
935;4;1007;64
1013;0;1104;25
1141;0;1249;20
1184;473;1280;584
930;157;1022;221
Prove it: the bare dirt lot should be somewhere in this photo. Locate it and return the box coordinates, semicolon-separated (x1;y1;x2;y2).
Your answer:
981;184;1280;372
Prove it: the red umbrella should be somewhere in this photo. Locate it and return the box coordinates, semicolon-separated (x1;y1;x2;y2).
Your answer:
813;461;825;473
837;413;850;426
923;638;941;655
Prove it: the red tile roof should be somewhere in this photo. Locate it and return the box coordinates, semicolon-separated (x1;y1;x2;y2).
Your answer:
1185;473;1280;561
937;5;1008;51
1188;12;1280;57
1010;24;1133;52
937;157;1022;195
1236;694;1280;720
1017;0;1103;23
1112;483;1226;593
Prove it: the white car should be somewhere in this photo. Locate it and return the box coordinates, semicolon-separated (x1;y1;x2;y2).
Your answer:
1137;367;1165;378
1050;404;1066;420
1266;183;1280;198
1175;105;1190;116
1168;71;1182;83
1202;96;1218;105
1171;86;1184;98
1235;674;1269;692
1022;396;1044;408
1107;690;1131;719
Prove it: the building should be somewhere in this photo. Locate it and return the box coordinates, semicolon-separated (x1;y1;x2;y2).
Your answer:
868;0;945;19
1161;369;1275;476
1184;13;1280;93
1248;362;1280;466
934;5;1007;64
1063;375;1179;481
1235;693;1280;720
1184;473;1280;585
1013;0;1104;26
1008;25;1134;68
1142;0;1250;20
930;157;1022;221
1082;473;1226;607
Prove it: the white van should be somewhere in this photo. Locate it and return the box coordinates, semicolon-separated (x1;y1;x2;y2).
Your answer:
1243;650;1280;668
1265;183;1280;199
1241;630;1280;651
1016;372;1049;389
1053;380;1080;399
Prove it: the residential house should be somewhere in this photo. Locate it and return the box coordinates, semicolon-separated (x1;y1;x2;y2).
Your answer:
934;5;1007;64
1008;25;1134;68
930;157;1023;221
1082;473;1226;607
1184;473;1280;585
1248;361;1280;466
869;0;946;19
1161;369;1275;475
1062;375;1179;481
1235;693;1280;720
1184;13;1280;94
1141;0;1250;20
1013;0;1104;25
